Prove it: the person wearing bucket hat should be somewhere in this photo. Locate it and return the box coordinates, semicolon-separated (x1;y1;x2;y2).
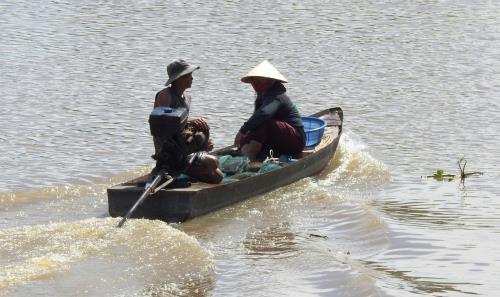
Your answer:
153;59;223;184
234;60;306;162
155;59;200;109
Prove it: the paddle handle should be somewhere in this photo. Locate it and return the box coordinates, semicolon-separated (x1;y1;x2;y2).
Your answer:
117;173;170;228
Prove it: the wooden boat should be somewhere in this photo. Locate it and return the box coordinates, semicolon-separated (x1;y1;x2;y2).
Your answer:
107;107;343;223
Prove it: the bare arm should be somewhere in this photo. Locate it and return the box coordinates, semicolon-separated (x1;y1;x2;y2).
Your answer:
154;89;173;107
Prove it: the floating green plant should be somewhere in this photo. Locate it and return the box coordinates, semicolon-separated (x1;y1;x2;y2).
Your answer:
429;169;455;181
426;155;483;182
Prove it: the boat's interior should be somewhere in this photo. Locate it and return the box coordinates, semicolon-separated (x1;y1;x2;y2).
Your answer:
122;125;339;190
121;108;342;190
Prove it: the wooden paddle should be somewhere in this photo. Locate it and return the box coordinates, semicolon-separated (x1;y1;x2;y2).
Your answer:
117;172;173;228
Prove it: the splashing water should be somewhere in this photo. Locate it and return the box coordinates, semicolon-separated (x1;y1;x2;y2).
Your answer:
317;132;391;191
0;218;214;296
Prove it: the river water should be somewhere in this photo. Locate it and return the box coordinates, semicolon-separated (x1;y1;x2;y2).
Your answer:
1;1;499;296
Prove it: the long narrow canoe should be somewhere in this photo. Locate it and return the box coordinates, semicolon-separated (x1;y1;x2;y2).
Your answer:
107;107;343;223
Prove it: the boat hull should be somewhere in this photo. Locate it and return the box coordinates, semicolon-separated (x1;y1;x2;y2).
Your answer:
107;107;342;222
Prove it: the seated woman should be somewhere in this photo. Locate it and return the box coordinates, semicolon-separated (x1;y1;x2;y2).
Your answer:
234;60;305;162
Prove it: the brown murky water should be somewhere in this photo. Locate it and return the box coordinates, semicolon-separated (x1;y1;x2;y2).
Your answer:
1;1;499;296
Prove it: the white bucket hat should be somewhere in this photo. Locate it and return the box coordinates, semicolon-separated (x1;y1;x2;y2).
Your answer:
241;60;288;83
165;59;200;86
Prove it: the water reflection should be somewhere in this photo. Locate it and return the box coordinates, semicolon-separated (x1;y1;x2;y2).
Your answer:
242;222;299;259
373;198;499;231
361;260;479;296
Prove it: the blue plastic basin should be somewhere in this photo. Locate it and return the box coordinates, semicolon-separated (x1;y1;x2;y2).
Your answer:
301;116;326;147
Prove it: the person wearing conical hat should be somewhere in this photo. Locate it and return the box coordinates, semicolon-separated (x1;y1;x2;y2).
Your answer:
234;60;305;161
153;59;223;184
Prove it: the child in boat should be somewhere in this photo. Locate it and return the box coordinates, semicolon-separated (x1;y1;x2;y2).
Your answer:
234;60;305;162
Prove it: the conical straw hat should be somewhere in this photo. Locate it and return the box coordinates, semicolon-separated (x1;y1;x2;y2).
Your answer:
241;60;288;83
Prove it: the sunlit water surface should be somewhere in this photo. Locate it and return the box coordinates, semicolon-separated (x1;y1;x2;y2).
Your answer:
1;1;499;296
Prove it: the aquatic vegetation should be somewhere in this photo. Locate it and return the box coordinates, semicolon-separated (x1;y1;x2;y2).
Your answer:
429;169;456;181
426;155;483;182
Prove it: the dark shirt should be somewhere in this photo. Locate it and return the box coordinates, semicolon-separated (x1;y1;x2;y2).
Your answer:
240;83;304;139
